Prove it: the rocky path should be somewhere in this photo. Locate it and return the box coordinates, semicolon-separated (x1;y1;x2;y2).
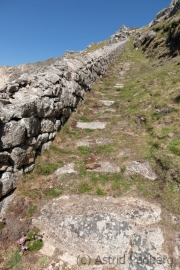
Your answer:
2;45;180;269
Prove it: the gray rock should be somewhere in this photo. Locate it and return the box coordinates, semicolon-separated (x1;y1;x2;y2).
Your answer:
41;141;52;152
24;163;35;173
0;193;14;214
55;163;77;175
5;101;37;120
49;132;56;141
76;122;108;129
6;166;13;172
10;145;36;169
21;117;40;137
54;120;61;131
35;133;49;149
0;172;16;198
0;121;26;150
40;118;55;133
125;161;157;180
36;97;55;118
44;71;60;84
99;100;115;106
25;136;37;146
32;195;166;269
108;25;136;45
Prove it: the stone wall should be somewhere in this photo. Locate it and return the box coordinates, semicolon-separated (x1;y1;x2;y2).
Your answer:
0;40;127;198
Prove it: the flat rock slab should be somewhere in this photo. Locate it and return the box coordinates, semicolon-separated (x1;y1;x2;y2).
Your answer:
99;100;115;106
125;161;157;180
118;149;135;157
98;109;116;113
0;194;14;214
87;161;120;173
114;83;124;88
76;138;113;147
117;120;129;126
76;122;108;129
55;163;77;175
32;195;174;270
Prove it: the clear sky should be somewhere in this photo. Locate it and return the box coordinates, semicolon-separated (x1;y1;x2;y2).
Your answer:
0;0;170;66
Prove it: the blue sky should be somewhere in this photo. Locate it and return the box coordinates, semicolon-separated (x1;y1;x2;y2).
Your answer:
0;0;170;66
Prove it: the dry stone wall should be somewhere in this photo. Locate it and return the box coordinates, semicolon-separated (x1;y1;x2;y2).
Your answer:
0;40;127;198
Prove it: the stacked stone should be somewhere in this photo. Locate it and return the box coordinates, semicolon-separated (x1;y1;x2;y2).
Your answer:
107;25;136;45
0;40;127;198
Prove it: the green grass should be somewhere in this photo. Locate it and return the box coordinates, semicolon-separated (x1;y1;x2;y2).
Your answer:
95;144;114;154
78;165;87;178
27;205;37;216
79;115;92;122
36;163;59;175
22;189;41;200
78;183;92;193
5;249;22;268
44;187;62;199
39;257;48;266
168;140;180;156
103;81;111;87
97;188;106;195
85;129;94;133
27;240;43;252
78;146;90;155
83;40;107;54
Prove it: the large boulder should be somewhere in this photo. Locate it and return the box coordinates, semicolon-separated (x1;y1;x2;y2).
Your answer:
40;118;55;133
0;121;26;150
0;172;16;198
21;117;41;137
10;145;36;169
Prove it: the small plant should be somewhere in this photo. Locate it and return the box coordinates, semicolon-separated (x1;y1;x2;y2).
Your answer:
27;205;37;216
112;180;120;190
6;249;22;268
168;139;180;155
27;239;43;251
16;228;43;253
39;163;59;175
78;183;92;193
22;189;41;200
85;128;94;133
79;115;92;122
39;256;48;266
44;187;62;199
79;165;87;178
97;188;106;195
78;146;90;155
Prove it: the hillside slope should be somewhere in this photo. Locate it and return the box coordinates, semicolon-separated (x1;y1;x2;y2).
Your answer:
1;2;180;269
